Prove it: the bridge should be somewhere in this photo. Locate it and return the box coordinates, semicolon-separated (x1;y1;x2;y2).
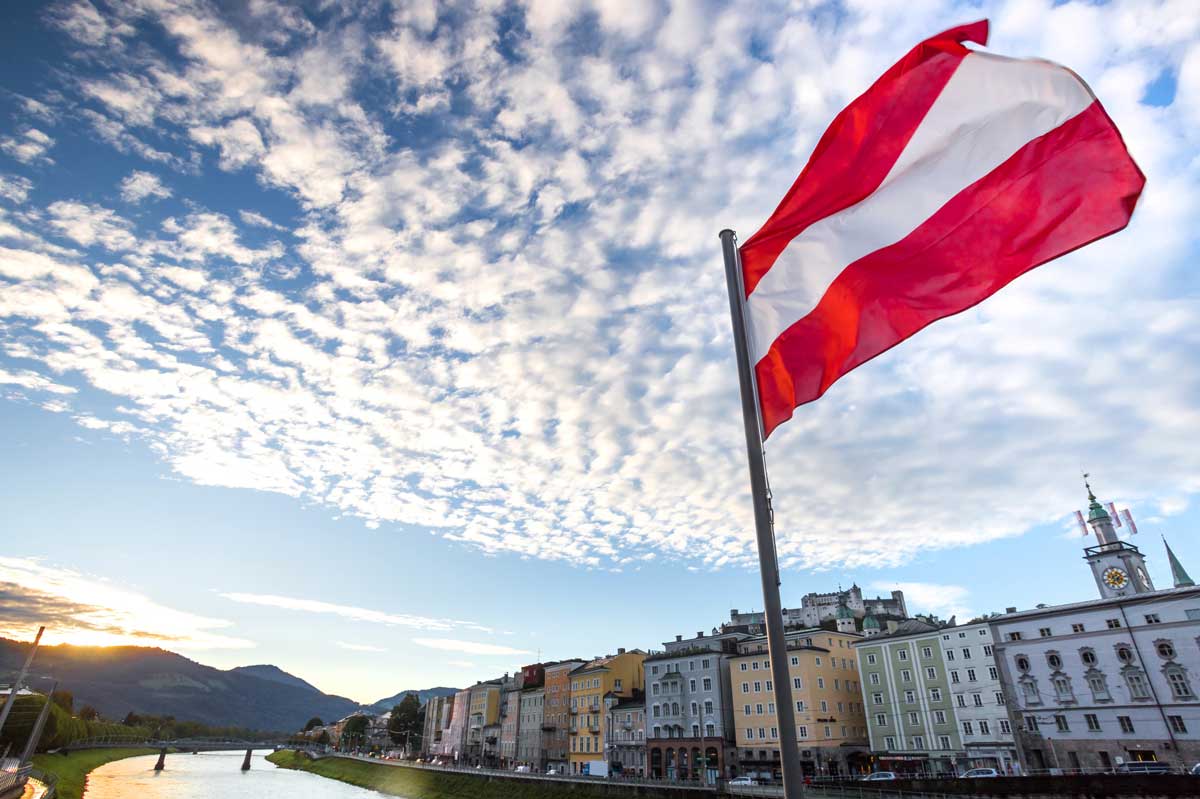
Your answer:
61;736;281;771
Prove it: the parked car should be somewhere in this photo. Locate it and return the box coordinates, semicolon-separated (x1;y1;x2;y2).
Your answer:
729;776;759;786
1117;761;1173;775
514;765;530;773
861;771;897;781
961;768;999;778
1191;762;1200;776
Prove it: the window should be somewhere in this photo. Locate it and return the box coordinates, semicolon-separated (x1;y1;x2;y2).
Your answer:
979;720;990;735
1039;627;1052;637
1026;715;1039;732
796;700;805;712
1167;669;1194;699
689;679;697;692
1126;671;1151;700
1085;713;1101;731
815;656;822;666
904;690;915;704
999;719;1011;734
988;667;999;680
1071;623;1085;633
1087;674;1110;701
753;681;762;693
1116;645;1135;664
1054;715;1069;732
765;680;773;691
1007;632;1023;641
770;727;778;739
934;710;946;724
961;648;972;659
939;735;952;750
703;677;712;691
790;656;798;666
873;693;883;705
898;650;908;661
974;693;984;707
746;728;754;740
741;682;749;693
755;704;763;715
884;736;896;749
930;688;942;702
951;671;960;684
740;663;747;672
1106;618;1122;629
702;658;710;669
876;713;887;727
983;644;993;656
922;646;933;658
962;721;973;736
870;673;881;685
967;668;977;682
1047;653;1062;669
1081;649;1097;666
995;691;1005;705
1157;641;1177;659
1146;614;1162;625
768;702;775;714
1052;675;1074;702
946;649;955;661
926;667;937;680
751;660;759;671
911;735;924;750
820;700;829;712
1169;715;1188;733
1015;656;1030;672
1118;716;1135;733
900;670;911;683
956;695;966;708
817;678;825;689
798;725;809;739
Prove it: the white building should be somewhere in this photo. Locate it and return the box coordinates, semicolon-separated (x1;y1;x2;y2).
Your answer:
989;483;1200;773
939;621;1019;772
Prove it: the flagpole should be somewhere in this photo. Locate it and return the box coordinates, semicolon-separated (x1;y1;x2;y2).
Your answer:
720;229;805;798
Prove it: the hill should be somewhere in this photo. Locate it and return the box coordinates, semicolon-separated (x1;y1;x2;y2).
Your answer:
0;638;359;733
367;686;458;714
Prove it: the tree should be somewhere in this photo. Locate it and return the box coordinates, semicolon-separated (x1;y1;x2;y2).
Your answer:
50;689;73;714
123;712;143;727
304;716;323;732
79;705;99;721
388;693;423;748
341;714;369;748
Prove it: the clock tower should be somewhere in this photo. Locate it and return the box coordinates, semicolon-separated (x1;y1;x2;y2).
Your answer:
1081;479;1154;599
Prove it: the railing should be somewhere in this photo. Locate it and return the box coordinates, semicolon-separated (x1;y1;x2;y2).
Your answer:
30;767;58;799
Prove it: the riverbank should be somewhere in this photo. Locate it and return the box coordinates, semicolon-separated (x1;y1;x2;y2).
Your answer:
266;752;716;799
31;749;157;799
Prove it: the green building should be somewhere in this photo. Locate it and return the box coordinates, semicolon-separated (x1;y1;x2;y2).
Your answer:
853;618;963;775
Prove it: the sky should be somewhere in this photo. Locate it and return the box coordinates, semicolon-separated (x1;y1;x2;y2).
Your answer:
0;0;1198;706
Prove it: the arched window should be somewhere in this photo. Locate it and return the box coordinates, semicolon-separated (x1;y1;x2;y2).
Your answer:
1116;645;1135;665
1047;653;1062;670
1166;666;1194;699
1157;641;1176;659
1080;649;1097;666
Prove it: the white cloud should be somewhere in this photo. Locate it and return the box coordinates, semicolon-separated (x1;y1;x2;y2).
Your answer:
220;592;492;633
119;170;172;202
0;0;1197;577
0;557;254;649
411;638;534;656
446;660;475;668
0;175;33;203
876;582;974;622
0;129;55;164
336;641;388;652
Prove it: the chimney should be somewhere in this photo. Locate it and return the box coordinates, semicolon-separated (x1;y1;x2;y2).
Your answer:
617;647;626;655
696;631;703;639
1006;607;1017;614
675;635;682;642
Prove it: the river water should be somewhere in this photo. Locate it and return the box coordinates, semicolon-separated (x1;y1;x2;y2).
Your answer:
84;751;390;798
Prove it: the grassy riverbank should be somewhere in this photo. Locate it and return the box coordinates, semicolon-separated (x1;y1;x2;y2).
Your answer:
266;751;632;799
31;748;157;799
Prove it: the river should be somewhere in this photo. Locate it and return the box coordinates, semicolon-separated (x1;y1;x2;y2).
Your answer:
83;751;390;798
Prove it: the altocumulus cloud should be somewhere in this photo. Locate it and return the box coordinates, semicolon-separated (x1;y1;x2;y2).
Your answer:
412;638;534;657
0;0;1196;574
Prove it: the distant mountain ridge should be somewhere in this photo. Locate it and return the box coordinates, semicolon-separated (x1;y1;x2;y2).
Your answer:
366;686;458;714
0;638;452;733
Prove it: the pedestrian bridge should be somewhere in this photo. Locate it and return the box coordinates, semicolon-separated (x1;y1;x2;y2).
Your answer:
60;736;281;771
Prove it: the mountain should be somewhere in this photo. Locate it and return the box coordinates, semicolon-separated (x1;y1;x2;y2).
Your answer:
229;664;322;693
0;638;360;733
367;686;458;714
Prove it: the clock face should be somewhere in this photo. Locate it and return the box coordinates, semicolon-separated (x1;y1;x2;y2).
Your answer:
1103;567;1129;589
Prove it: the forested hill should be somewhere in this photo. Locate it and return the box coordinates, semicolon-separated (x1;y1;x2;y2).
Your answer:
0;638;359;733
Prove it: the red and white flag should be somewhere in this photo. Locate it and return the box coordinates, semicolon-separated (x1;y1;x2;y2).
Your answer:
740;20;1144;438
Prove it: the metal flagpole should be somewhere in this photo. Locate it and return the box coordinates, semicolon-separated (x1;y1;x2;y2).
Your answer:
720;230;805;798
0;626;44;736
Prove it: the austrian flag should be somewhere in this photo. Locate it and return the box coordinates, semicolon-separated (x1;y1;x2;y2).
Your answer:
740;20;1144;438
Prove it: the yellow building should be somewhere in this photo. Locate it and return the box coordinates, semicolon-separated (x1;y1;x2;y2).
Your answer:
729;628;869;779
466;681;501;765
568;648;645;775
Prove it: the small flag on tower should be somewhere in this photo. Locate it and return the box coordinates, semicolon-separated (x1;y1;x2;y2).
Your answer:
1121;509;1139;535
1106;501;1121;526
1074;510;1088;538
738;20;1144;437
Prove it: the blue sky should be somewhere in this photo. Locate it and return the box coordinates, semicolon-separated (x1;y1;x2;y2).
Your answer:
1;0;1198;705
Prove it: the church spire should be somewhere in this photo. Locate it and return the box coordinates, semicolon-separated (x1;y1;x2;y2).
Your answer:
1164;537;1195;588
1083;475;1119;545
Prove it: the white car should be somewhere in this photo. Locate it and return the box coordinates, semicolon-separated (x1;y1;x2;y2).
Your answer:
961;767;999;778
861;771;897;781
729;776;759;785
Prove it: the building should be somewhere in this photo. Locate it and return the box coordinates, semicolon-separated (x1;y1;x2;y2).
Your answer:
990;484;1200;773
727;586;907;632
544;659;585;774
732;627;870;780
939;620;1018;773
466;680;502;765
568;649;646;775
854;618;962;775
604;692;646;776
500;678;523;768
645;641;740;782
442;689;471;761
422;694;452;757
517;686;547;770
